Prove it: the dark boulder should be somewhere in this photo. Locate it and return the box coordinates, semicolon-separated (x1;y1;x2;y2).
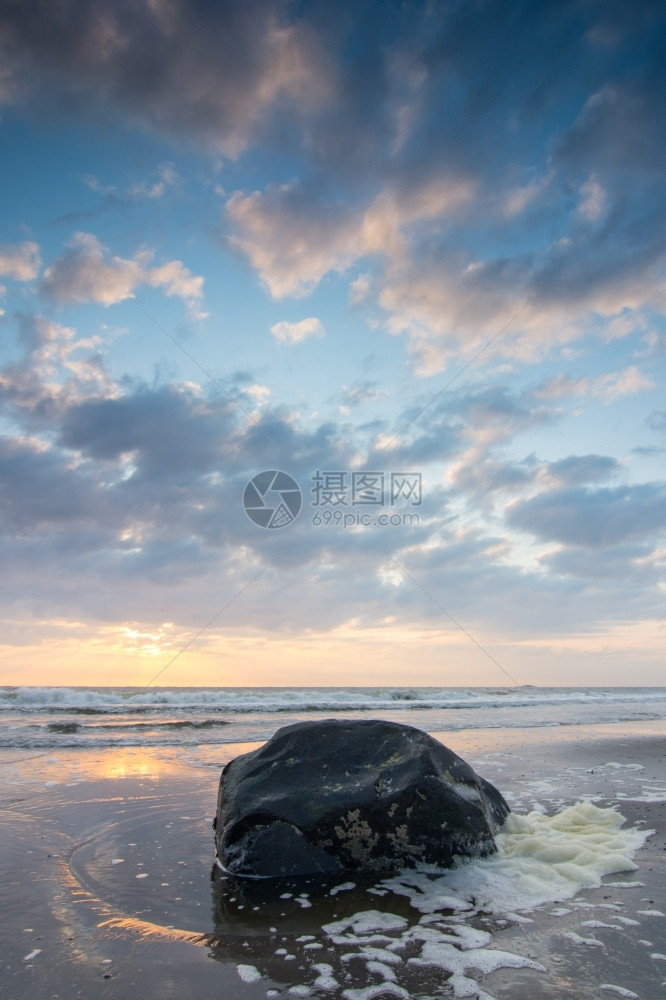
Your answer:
215;719;509;878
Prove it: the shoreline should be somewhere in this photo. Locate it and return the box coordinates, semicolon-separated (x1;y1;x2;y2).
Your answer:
1;722;664;1000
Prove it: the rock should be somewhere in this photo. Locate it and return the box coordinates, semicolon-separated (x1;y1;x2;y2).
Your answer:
214;719;509;878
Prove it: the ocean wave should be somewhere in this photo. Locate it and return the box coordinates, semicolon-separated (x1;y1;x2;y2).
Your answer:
0;707;664;752
1;684;665;717
43;719;231;733
1;685;665;756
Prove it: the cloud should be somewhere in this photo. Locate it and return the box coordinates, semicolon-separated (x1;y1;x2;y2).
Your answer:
42;233;144;306
540;542;665;584
59;383;236;481
244;383;271;407
448;454;534;498
594;365;654;401
227;183;360;298
544;455;621;487
555;74;666;177
506;482;666;549
0;0;332;156
377;253;535;374
226;174;473;301
147;260;207;318
0;435;106;533
503;173;552;218
41;233;206;316
647;410;666;433
83;161;180;200
0;313;664;651
447;451;623;503
349;273;372;306
1;0;666;671
0;241;41;280
270;317;324;345
4;0;666;375
2;307;653;643
437;386;550;500
339;381;381;409
577;174;606;221
532;366;654;403
129;161;179;199
216;4;666;371
0;314;114;419
447;383;551;447
367;381;549;474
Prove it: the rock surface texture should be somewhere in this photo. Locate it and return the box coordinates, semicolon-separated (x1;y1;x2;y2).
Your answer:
215;719;510;878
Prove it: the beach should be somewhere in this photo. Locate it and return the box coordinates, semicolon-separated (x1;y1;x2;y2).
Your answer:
1;690;665;1000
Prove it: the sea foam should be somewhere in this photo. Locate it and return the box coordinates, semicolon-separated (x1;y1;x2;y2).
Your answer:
311;802;653;1000
384;801;652;917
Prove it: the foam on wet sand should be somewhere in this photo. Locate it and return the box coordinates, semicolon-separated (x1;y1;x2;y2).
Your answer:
385;800;652;917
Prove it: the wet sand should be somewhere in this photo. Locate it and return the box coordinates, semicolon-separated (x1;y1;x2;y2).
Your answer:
1;721;664;1000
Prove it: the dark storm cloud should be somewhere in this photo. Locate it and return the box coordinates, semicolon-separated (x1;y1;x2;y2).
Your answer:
506;482;666;548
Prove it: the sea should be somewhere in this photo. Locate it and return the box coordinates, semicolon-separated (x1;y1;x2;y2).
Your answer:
2;684;665;752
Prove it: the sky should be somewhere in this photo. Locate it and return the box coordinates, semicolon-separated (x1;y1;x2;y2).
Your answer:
0;0;665;689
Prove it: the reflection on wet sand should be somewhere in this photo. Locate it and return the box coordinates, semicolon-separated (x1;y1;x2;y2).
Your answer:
207;864;547;998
